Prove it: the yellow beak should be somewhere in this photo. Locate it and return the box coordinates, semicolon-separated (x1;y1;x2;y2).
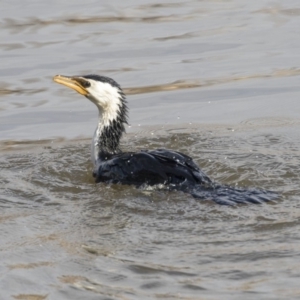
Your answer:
53;75;89;95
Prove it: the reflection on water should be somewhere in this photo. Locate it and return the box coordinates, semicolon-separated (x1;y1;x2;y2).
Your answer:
124;67;300;95
1;67;300;98
1;0;300;299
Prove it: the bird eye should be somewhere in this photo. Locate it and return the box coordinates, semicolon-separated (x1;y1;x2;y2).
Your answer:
83;81;91;88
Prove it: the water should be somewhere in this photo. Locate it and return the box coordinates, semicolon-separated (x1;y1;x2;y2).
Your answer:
1;1;300;299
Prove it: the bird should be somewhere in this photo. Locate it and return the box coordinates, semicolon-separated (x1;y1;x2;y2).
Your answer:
53;74;275;205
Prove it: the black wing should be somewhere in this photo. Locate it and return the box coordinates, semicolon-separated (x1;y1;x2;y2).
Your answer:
94;149;276;205
95;148;212;187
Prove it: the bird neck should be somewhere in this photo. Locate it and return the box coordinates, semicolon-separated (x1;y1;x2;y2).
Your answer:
91;110;126;165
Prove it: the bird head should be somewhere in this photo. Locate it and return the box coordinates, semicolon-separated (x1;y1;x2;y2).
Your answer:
53;74;127;127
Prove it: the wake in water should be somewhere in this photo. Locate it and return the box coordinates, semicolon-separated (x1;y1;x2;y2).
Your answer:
187;184;277;205
140;180;277;205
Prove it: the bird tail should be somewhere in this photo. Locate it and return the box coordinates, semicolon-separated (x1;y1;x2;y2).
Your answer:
188;184;277;205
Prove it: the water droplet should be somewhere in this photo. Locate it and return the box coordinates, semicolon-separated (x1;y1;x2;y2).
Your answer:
151;132;154;135
177;116;180;119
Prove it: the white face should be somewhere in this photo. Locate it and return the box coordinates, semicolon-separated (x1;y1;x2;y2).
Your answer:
84;79;123;127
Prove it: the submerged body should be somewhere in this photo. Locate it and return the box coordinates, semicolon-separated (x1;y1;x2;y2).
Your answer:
94;148;211;187
53;74;274;205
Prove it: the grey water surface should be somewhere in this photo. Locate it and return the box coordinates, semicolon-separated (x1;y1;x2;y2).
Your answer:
1;1;300;299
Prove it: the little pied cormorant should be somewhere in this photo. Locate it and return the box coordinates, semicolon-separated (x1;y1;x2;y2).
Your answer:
53;74;274;205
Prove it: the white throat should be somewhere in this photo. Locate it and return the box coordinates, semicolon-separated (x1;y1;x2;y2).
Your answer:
85;80;122;127
83;78;126;165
